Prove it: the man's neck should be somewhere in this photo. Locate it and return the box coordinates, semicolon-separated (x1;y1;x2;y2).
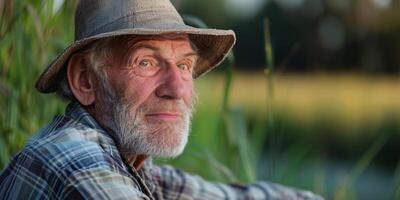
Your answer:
83;103;150;171
123;154;149;170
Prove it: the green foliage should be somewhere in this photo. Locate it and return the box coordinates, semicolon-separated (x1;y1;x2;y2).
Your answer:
333;135;388;200
0;0;73;167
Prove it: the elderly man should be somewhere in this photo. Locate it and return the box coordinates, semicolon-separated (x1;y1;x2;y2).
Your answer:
0;0;322;199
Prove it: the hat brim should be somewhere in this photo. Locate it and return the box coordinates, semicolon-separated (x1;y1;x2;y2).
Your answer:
35;25;236;93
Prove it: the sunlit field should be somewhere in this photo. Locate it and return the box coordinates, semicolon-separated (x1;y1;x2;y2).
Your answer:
197;72;400;131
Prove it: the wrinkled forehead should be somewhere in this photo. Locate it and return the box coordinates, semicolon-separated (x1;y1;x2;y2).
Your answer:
124;34;195;52
127;34;195;51
108;34;197;61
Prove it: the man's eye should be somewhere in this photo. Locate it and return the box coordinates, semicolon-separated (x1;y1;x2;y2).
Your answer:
139;59;151;67
177;63;189;71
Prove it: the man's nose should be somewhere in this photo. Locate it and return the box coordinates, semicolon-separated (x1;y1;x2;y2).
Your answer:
155;65;186;100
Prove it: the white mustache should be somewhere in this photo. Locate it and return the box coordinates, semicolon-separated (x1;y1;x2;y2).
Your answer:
130;99;192;119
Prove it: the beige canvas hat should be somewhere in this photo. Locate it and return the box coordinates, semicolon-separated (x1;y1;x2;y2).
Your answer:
36;0;236;93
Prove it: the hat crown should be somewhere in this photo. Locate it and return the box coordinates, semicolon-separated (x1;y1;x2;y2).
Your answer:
75;0;184;40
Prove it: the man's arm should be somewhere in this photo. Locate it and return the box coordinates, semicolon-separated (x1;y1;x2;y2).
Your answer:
152;165;324;200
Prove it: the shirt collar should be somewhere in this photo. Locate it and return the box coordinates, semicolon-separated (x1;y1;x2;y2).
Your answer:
64;101;121;158
65;101;105;131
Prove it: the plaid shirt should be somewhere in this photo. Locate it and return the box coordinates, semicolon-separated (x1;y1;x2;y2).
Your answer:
0;102;323;200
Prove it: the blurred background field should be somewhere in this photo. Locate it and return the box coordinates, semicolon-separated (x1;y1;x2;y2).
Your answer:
178;72;400;200
1;0;400;199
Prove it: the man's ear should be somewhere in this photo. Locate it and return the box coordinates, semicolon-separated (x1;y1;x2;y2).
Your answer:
67;54;95;106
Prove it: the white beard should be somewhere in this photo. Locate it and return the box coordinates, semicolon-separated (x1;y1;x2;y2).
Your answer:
97;75;194;158
111;97;192;157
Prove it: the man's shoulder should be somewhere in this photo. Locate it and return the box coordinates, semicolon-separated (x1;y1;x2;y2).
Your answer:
0;115;134;197
1;115;128;182
25;115;124;172
26;133;112;173
0;116;146;199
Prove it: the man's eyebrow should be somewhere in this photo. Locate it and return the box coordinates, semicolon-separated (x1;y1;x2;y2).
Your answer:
183;52;198;58
130;43;159;52
129;42;198;58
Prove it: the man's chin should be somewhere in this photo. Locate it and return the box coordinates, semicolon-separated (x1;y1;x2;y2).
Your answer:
144;127;189;158
113;105;192;158
125;139;187;158
149;143;186;158
115;123;189;158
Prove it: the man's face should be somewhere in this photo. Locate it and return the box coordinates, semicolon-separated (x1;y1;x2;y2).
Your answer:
94;35;197;157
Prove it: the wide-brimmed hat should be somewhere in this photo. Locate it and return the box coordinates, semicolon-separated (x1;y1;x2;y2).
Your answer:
36;0;236;93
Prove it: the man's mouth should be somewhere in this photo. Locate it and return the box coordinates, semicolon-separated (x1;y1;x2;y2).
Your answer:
145;112;182;121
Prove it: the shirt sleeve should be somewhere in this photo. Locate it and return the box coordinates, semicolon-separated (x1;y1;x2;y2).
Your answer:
63;168;150;200
152;165;324;200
